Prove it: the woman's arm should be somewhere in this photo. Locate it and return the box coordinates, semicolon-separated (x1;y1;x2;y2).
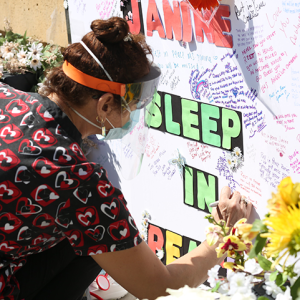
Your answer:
92;186;253;300
92;239;224;300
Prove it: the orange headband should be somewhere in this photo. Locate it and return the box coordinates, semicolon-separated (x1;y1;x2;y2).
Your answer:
62;61;126;97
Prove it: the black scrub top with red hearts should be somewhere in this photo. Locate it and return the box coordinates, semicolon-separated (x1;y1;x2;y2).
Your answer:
0;82;142;299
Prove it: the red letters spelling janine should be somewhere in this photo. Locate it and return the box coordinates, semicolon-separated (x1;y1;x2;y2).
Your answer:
146;0;233;48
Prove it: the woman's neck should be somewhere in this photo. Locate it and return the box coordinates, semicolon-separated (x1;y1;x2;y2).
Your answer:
47;93;99;139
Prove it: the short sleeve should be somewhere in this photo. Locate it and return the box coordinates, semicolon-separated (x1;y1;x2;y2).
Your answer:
55;164;142;256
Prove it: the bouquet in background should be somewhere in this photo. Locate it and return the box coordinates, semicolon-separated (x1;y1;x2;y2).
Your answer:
155;177;300;300
0;18;64;91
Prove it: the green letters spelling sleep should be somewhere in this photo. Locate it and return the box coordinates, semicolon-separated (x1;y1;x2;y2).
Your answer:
148;91;243;152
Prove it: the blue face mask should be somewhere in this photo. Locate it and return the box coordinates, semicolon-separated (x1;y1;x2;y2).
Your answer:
96;109;140;141
69;106;139;141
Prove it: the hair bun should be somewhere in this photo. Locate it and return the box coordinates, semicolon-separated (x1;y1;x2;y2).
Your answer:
91;17;129;43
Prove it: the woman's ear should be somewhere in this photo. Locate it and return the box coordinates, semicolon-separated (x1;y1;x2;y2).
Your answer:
96;93;115;119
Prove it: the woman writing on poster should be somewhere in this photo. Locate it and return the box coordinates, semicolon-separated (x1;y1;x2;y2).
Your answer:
0;17;252;300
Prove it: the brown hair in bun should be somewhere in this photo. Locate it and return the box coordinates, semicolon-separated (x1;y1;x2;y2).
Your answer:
91;17;129;43
40;17;152;107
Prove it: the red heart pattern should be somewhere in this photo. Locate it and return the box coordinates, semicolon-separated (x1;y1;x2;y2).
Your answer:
76;206;99;227
32;128;57;148
5;99;29;116
32;157;59;178
36;104;54;122
0;181;21;204
108;220;130;241
0;124;24;144
97;180;115;197
100;198;120;220
0;83;141;299
16;197;42;218
87;244;108;255
33;213;55;229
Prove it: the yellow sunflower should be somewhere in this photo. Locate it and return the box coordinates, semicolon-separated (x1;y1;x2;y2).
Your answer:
261;203;300;266
266;191;287;216
278;177;300;206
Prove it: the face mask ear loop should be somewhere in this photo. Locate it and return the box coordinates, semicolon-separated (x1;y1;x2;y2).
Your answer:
80;41;132;130
80;41;113;82
105;118;115;129
121;97;132;113
70;106;103;131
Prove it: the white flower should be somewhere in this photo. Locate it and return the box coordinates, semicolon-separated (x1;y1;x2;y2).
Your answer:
263;273;283;298
141;218;149;228
156;285;216;300
205;225;223;246
141;210;151;220
244;258;263;275
156;248;164;260
27;42;43;59
233;147;242;158
140;226;147;233
207;265;220;288
227;272;253;295
140;231;147;241
231;157;237;168
0;43;15;60
17;47;27;64
29;55;42;70
276;286;292;300
218;282;230;295
231;292;256;300
37;82;47;94
226;153;234;166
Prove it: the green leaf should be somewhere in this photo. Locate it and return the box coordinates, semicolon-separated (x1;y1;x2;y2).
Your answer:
43;44;51;51
258;297;270;300
257;254;272;271
249;235;267;258
291;276;300;300
276;273;284;286
282;273;288;285
211;281;221;292
269;270;279;281
275;273;287;286
251;219;265;231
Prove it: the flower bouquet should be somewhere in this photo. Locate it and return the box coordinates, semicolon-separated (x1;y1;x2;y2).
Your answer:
0;18;64;91
155;177;300;300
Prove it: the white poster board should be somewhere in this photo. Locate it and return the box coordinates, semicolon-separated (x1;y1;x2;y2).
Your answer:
68;0;300;264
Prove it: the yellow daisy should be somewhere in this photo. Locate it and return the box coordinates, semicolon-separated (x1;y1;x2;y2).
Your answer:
261;203;300;265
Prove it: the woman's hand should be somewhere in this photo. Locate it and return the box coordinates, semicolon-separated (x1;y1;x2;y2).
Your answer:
211;186;252;228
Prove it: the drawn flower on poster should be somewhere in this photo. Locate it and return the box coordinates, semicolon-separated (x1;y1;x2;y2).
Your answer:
140;210;151;242
156;247;164;260
216;152;239;191
226;147;244;172
168;149;186;178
